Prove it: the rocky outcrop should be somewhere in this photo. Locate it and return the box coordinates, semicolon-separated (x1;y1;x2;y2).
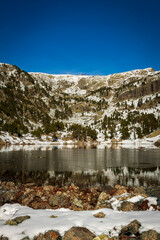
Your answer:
117;78;160;101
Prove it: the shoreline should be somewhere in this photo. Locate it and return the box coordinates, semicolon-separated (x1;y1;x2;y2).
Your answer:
0;131;160;150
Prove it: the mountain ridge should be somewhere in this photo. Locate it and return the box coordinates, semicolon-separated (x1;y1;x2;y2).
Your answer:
0;63;160;146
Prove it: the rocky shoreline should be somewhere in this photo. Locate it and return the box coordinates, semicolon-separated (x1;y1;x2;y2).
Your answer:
0;182;160;239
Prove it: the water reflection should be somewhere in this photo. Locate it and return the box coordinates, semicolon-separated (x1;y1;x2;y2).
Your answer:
0;147;160;187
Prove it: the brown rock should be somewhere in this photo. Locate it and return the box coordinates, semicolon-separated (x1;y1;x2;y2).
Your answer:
6;181;15;188
34;230;62;240
96;192;111;209
5;216;30;225
113;186;127;196
0;236;9;240
50;215;58;218
22;189;35;205
43;185;54;191
93;212;106;218
72;198;83;209
49;194;70;208
120;219;141;236
132;187;148;198
118;201;138;211
137;200;149;211
140;230;160;240
63;227;96;240
0;190;16;204
93;235;109;240
30;200;51;209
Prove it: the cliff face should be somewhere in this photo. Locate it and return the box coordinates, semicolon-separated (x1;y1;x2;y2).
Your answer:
117;78;160;101
0;63;160;140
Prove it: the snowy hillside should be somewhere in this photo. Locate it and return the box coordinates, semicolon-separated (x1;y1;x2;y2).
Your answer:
0;63;160;146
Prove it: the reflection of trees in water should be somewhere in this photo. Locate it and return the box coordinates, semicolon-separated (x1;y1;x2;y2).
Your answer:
0;167;159;187
0;148;160;187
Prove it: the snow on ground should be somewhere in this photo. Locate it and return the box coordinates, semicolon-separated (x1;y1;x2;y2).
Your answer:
96;135;160;149
0;131;159;150
0;201;160;240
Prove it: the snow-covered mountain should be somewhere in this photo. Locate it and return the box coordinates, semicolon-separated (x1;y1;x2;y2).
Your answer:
0;63;160;145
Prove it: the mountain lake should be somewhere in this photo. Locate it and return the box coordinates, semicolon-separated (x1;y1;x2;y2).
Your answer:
0;146;160;188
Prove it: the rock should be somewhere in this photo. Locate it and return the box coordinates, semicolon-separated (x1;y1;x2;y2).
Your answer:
96;192;111;209
109;237;119;240
93;234;109;239
120;219;141;237
72;198;83;209
43;185;55;192
93;212;106;218
97;192;110;202
137;200;149;211
0;236;9;240
116;195;131;201
63;227;96;240
5;216;30;225
34;230;62;240
83;202;93;210
140;230;160;240
0;190;15;205
22;189;35;205
132;187;148;198
50;215;58;218
30;200;51;209
154;140;160;148
21;237;30;240
118;201;138;211
49;194;69;208
6;182;15;188
113;185;128;196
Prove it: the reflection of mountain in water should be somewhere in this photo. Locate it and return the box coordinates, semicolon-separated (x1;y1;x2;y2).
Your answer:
0;148;160;187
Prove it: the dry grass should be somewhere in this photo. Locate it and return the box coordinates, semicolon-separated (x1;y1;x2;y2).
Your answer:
147;129;160;138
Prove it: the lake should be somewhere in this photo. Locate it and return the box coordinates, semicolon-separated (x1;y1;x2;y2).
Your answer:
0;146;160;187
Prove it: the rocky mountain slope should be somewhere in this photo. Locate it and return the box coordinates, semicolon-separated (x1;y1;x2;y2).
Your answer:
0;63;160;144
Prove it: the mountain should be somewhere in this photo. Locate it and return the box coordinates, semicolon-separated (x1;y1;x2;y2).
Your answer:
0;63;160;145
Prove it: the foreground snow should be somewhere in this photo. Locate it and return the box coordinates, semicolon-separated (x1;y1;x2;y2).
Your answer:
0;201;160;240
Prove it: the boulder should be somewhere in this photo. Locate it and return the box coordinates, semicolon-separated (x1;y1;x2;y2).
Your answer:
140;230;160;240
120;219;141;237
63;227;96;240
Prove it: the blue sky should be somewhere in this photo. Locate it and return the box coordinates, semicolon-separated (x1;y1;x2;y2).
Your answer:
0;0;160;75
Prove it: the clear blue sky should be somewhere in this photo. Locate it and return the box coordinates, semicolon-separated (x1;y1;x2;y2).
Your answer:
0;0;160;75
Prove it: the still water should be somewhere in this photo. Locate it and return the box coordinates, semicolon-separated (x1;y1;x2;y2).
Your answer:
0;146;160;187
